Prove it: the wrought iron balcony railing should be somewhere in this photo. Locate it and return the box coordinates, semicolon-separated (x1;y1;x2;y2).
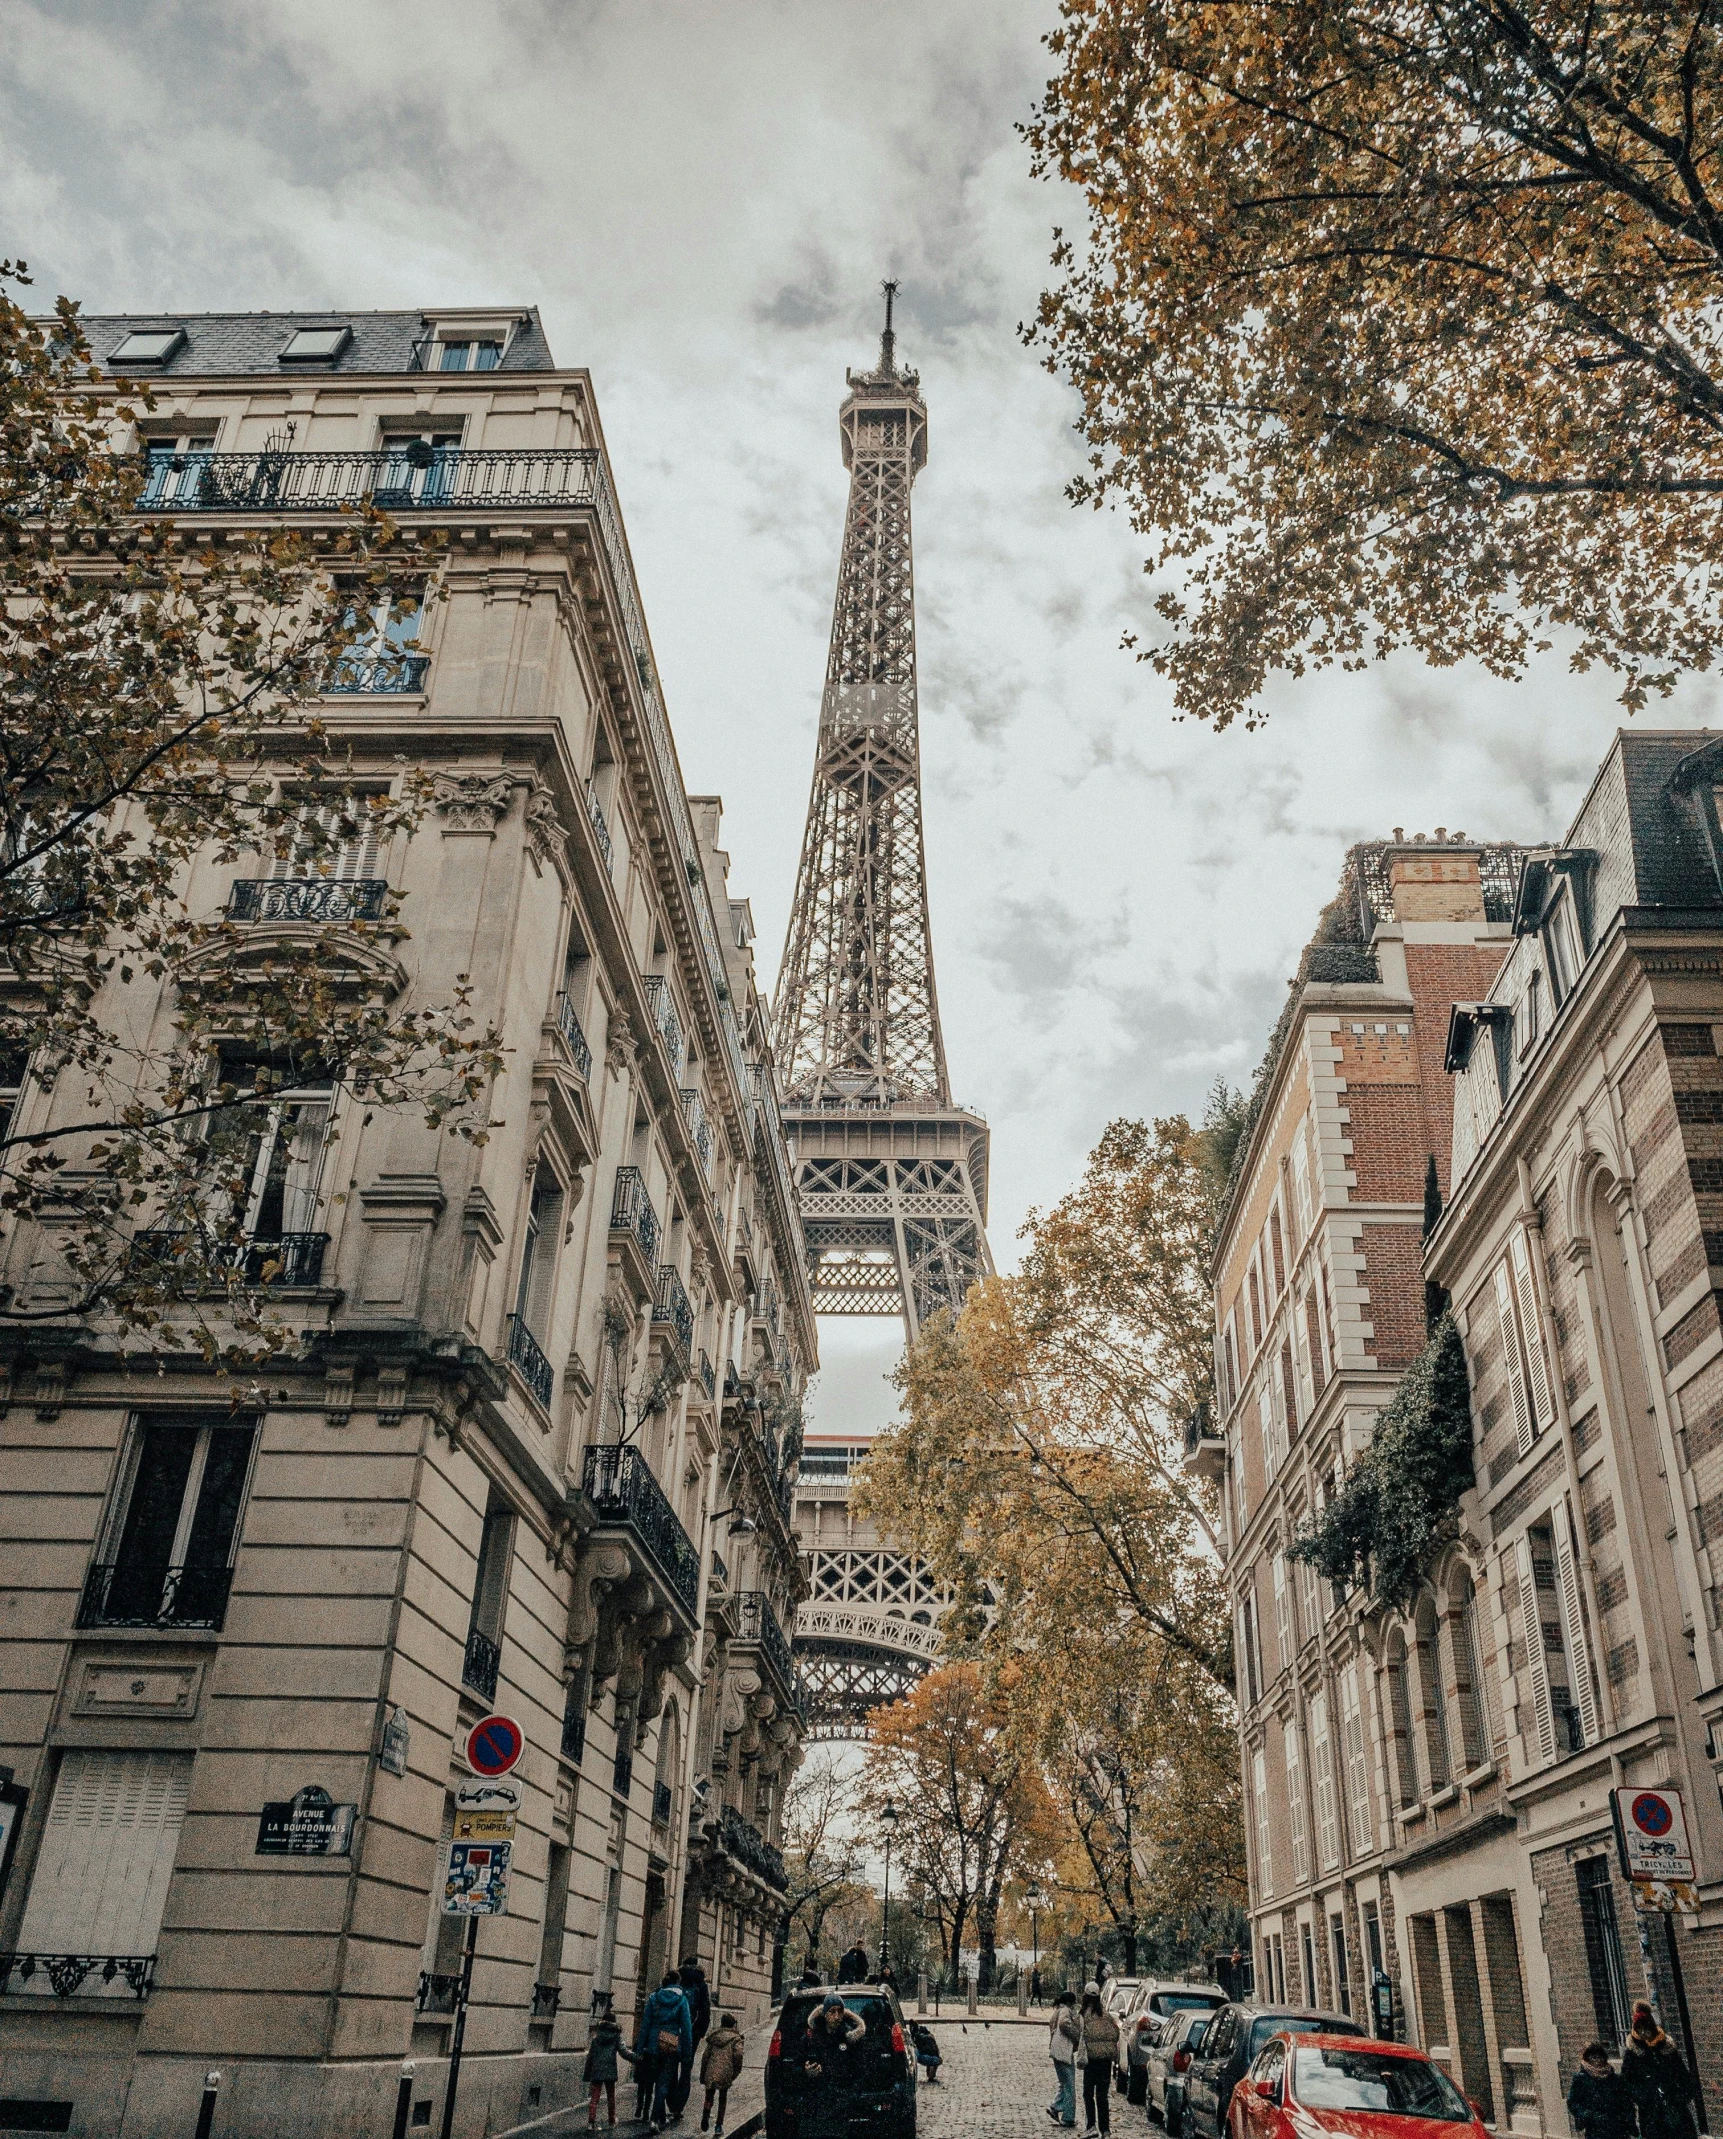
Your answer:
132;444;612;515
561;1680;587;1764
681;1087;714;1177
583;1443;700;1617
708;1549;729;1593
463;1627;500;1703
553;992;593;1081
229;877;388;924
642;975;684;1079
609;1165;660;1267
323;652;430;694
78;1559;234;1632
717;1805;788;1894
653;1781;674;1827
613;1742;634;1798
532;1981;562;2021
652;1264;693;1360
698;1350;716;1401
0;1951;156;1999
587;785;614;870
505;1313;555;1409
417;1970;460;2016
133;1228;330;1289
734;1591;796;1701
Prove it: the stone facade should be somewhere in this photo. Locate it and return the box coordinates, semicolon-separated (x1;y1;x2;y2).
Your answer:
1219;736;1723;2136
0;311;813;2138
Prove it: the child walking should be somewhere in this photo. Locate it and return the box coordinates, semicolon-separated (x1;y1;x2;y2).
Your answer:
700;2011;745;2134
582;2008;635;2130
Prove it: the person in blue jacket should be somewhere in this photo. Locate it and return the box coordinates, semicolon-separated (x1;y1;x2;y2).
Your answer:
637;1971;694;2131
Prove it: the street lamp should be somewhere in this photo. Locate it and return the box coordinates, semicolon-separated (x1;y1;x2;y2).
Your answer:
1027;1883;1046;1996
880;1799;899;1976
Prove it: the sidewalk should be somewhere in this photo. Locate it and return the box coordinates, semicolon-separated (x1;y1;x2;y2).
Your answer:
494;2022;770;2139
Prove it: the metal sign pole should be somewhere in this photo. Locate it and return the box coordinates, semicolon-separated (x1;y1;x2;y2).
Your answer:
437;1916;479;2139
1661;1916;1706;2133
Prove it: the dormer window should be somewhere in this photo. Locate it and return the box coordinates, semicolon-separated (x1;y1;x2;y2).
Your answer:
279;325;352;364
436;339;501;372
109;328;185;367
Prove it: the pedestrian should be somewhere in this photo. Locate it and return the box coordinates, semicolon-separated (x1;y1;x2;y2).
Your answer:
875;1962;899;1993
700;2010;745;2136
1048;1988;1080;2128
583;2008;635;2130
1622;2004;1700;2139
1568;2043;1634;2139
1079;1982;1119;2135
794;1990;868;2139
837;1941;870;1985
800;1957;823;1988
670;1955;712;2117
1032;1965;1044;2006
636;1969;694;2131
912;2020;943;2085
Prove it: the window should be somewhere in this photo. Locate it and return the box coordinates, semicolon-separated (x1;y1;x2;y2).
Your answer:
140;430;217;507
14;1750;191;1991
1259;1385;1281;1479
83;1415;257;1628
1452;1576;1489;1769
1576;1858;1631;2051
1285;1719;1310;1884
110;327;185;365
1292;1128;1313;1238
463;1493;515;1701
1518;968;1542;1055
1331;1914;1351;2016
1240;1591;1262;1708
1311;1691;1340;1870
200;1061;333;1256
436;339;502;371
1494;1231;1555;1459
267;795;385;884
1252;1748;1274;1897
1385;1635;1419;1806
420;1795;465;2007
329;592;427;694
513;1167;564;1342
1301;1922;1317;2006
1274;1552;1292;1671
376;428;462;505
279;324;351;363
535;1842;571;2016
1414;1595;1452;1792
1340;1664;1375;1857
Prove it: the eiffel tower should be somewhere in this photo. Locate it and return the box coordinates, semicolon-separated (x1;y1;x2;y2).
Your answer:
778;288;993;1734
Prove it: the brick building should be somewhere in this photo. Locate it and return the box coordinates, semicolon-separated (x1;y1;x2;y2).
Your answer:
0;311;811;2138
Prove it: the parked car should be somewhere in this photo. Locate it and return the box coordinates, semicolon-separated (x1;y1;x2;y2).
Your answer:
767;1985;915;2139
1148;2007;1214;2133
1183;2004;1364;2139
1102;1976;1143;2021
1120;1997;1165;2103
1119;1979;1227;2090
1228;2032;1485;2139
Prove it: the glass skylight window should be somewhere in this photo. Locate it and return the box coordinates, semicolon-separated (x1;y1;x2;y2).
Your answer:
109;329;185;365
279;325;351;363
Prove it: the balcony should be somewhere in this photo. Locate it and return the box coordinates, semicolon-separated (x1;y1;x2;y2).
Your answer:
582;1444;701;1618
642;976;684;1078
131;444;610;515
134;1228;331;1290
78;1558;234;1632
505;1313;555;1410
553;992;593;1081
610;1166;661;1268
717;1805;788;1894
229;878;387;924
1181;1408;1227;1485
734;1591;796;1703
653;1264;694;1363
697;1350;716;1401
463;1628;500;1703
653;1781;674;1828
587;785;614;870
681;1088;714;1178
0;1952;156;2000
417;1971;460;2016
531;1981;562;2022
323;652;430;695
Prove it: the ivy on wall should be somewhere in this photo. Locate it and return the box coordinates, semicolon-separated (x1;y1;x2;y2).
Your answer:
1290;1313;1474;1612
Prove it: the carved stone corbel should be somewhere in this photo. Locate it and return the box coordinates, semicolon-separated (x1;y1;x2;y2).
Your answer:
433;771;515;834
524;783;570;877
606;1012;637;1078
566;1540;633;1680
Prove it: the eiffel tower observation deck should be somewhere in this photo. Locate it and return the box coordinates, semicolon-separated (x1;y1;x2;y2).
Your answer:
777;289;993;1731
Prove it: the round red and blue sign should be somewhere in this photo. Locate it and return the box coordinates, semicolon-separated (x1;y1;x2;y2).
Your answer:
1632;1792;1675;1837
466;1714;525;1779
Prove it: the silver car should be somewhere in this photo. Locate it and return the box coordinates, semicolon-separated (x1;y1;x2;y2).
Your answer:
1148;2007;1215;2132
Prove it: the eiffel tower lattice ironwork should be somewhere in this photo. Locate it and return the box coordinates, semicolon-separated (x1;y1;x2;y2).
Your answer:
775;286;994;1345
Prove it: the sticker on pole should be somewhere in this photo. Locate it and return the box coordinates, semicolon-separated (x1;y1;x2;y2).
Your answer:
465;1714;524;1779
1612;1786;1696;1883
443;1838;511;1915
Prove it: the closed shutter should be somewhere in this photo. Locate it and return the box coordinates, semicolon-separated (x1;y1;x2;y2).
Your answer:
1515;1536;1558;1764
16;1750;191;1970
1311;1690;1340;1870
1253;1749;1274;1898
1274;1553;1292;1670
1509;1231;1556;1429
1556;1497;1601;1746
1495;1264;1535;1457
1285;1720;1310;1884
1341;1664;1374;1857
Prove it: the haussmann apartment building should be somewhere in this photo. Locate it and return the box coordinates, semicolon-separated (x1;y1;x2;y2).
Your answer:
0;308;814;2139
1212;734;1723;2139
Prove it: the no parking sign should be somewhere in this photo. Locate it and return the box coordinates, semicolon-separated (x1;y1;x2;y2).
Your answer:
465;1714;524;1780
1611;1786;1696;1884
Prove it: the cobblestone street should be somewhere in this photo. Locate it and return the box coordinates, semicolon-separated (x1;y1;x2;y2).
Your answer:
914;2020;1091;2139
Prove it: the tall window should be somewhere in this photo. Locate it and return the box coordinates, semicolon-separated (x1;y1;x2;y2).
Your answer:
436;339;501;371
463;1493;515;1702
330;591;427;693
268;796;383;884
1452;1576;1489;1769
376;428;461;505
1414;1594;1452;1791
1340;1663;1375;1858
1576;1857;1631;2051
199;1062;333;1255
1273;1552;1292;1672
85;1415;257;1628
1310;1690;1340;1871
1331;1914;1352;2016
1285;1719;1310;1884
513;1166;564;1342
1385;1635;1420;1806
139;430;216;507
1253;1748;1274;1898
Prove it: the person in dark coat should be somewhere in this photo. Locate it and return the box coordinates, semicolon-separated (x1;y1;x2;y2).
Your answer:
793;1991;869;2139
1622;2004;1699;2139
1568;2043;1634;2139
837;1942;869;1985
636;1972;694;2131
582;2011;636;2130
668;1958;712;2116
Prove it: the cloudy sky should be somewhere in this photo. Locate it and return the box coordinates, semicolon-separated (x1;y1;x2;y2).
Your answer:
7;0;1718;1433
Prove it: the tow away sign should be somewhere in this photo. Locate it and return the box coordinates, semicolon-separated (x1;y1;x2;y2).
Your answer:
454;1776;521;1843
1612;1786;1696;1884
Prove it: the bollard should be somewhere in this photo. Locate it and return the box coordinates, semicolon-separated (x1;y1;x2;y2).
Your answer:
917;1971;927;2016
1018;1972;1028;2017
967;1975;978;2017
193;2071;221;2139
392;2060;416;2139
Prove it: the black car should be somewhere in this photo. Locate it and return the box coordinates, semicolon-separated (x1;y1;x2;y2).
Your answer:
1182;2003;1363;2139
767;1986;915;2139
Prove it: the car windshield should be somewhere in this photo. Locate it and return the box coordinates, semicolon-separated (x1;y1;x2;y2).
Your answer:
1293;2048;1472;2122
1159;1994;1222;2013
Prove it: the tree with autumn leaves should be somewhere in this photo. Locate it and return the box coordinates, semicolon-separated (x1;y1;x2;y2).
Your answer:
856;1108;1248;1978
1025;2;1723;728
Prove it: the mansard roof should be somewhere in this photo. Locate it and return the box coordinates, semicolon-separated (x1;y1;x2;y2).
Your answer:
65;307;556;377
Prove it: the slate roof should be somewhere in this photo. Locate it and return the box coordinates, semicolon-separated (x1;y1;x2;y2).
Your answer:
66;309;557;377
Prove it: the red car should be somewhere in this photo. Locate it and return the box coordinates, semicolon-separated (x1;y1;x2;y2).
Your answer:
1229;2033;1487;2139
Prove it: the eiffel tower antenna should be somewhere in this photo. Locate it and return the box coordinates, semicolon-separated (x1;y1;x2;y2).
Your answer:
774;289;992;1339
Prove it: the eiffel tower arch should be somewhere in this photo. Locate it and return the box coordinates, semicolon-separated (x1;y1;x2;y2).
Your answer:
777;291;993;1735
